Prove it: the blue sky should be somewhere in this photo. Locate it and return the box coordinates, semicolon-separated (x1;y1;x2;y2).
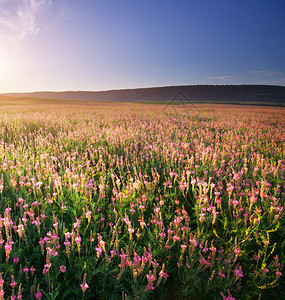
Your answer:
0;0;285;93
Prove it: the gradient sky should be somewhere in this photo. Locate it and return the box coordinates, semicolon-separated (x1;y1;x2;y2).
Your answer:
0;0;285;93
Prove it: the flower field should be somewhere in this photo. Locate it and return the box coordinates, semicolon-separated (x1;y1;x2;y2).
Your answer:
0;101;284;299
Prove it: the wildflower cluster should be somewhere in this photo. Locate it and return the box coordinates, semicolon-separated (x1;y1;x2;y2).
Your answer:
0;102;284;299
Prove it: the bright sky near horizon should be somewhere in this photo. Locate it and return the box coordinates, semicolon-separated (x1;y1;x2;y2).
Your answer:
0;0;285;93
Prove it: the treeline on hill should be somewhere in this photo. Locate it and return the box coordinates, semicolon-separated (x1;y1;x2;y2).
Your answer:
3;85;285;105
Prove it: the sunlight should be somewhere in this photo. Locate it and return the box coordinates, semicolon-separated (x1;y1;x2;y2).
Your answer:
0;47;17;92
0;49;5;79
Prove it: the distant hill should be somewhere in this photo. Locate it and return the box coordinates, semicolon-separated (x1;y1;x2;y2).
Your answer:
3;85;285;105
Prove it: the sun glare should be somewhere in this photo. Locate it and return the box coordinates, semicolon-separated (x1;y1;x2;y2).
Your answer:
0;51;5;79
0;48;14;93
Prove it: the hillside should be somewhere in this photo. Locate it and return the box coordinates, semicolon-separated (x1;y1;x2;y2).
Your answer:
3;85;285;105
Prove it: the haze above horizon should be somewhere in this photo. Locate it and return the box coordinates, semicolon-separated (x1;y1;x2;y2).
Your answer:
1;0;285;93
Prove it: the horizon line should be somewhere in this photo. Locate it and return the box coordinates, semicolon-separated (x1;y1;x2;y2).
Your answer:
1;83;285;95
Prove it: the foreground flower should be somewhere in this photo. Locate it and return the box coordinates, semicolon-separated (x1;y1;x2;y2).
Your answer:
80;273;89;293
35;284;42;300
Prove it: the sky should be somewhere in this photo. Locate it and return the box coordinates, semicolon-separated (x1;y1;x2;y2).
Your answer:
0;0;285;93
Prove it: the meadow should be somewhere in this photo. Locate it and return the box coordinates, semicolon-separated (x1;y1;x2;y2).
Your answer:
0;98;284;299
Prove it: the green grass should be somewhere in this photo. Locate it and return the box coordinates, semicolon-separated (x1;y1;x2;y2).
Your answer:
0;100;284;299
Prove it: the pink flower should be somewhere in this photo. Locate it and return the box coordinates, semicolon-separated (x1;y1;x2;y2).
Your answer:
75;236;81;243
17;283;22;299
80;273;89;293
159;269;169;279
13;257;19;264
35;291;42;299
199;213;205;222
85;210;92;219
233;246;240;256
146;271;156;291
53;221;58;228
220;289;235;300
95;247;102;257
43;264;51;275
10;275;17;288
262;267;269;274
60;265;66;273
35;285;42;299
234;265;244;278
80;282;89;293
